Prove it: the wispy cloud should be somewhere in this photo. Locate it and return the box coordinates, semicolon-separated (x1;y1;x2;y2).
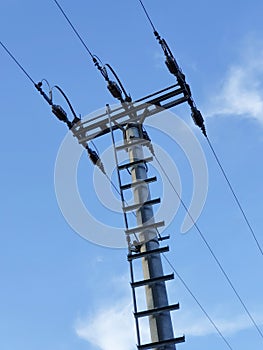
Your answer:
206;38;263;123
75;300;136;350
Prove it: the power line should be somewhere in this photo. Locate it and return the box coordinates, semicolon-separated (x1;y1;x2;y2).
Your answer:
206;136;263;257
138;0;156;32
162;254;234;350
153;153;263;341
0;40;35;85
51;0;93;58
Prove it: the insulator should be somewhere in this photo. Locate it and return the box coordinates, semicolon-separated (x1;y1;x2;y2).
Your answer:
191;108;207;136
176;70;186;85
107;80;123;101
52;104;69;123
165;55;180;76
184;82;192;98
142;130;155;155
142;130;151;142
86;146;106;174
35;82;52;105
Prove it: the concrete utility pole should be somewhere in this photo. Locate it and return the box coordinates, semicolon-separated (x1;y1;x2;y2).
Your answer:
126;124;175;345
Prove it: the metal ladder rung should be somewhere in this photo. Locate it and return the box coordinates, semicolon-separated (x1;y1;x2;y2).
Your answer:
131;273;174;288
137;336;185;350
158;235;170;242
125;221;165;235
120;176;157;190
128;246;169;261
118;156;153;170
134;303;180;318
115;139;150;151
123;198;160;213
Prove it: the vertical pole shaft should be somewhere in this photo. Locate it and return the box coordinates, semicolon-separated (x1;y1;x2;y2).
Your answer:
126;123;175;349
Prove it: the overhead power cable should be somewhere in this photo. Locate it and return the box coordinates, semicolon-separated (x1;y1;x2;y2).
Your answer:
51;0;131;103
0;40;36;85
206;136;263;257
52;0;93;58
151;150;263;341
138;0;156;32
162;254;234;350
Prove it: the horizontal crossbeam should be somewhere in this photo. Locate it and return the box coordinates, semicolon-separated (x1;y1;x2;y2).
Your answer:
71;84;189;143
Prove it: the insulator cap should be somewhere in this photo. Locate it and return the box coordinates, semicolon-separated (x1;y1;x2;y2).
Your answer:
107;81;123;101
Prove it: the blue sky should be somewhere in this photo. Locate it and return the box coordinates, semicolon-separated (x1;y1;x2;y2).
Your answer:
1;1;263;350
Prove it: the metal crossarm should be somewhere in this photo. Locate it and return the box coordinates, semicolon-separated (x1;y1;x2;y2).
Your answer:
71;84;188;143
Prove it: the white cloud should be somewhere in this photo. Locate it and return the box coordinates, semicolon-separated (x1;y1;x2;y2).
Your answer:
206;39;263;123
75;300;136;350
